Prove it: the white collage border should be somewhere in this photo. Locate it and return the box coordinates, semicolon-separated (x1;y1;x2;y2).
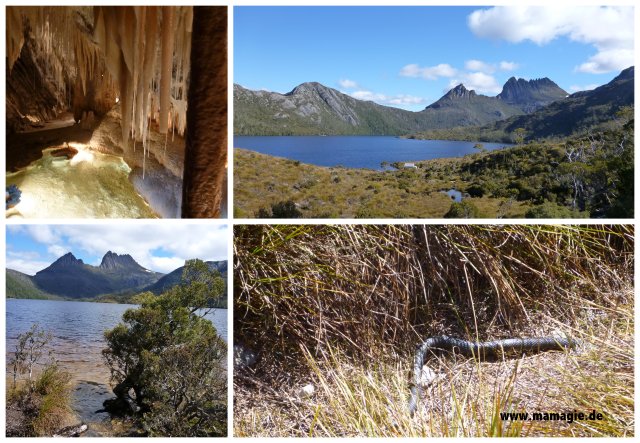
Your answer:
0;0;638;440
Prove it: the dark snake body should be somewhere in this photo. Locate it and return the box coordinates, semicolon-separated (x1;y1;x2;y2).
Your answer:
409;335;577;416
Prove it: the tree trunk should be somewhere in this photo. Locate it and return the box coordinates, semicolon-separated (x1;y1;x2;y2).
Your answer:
181;7;227;218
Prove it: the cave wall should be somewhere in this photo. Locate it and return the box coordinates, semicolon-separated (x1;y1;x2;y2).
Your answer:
6;6;228;218
89;105;185;218
71;66;118;122
6;37;70;133
6;7;116;132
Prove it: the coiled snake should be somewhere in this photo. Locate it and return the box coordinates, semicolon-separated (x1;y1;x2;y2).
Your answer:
409;335;577;416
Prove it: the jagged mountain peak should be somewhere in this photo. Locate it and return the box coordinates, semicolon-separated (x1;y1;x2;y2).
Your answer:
32;250;162;299
497;76;567;112
500;76;560;93
425;83;485;112
99;251;145;271
616;66;634;80
48;252;84;268
444;84;477;99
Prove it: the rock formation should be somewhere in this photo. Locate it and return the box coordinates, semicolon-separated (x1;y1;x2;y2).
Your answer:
6;6;227;218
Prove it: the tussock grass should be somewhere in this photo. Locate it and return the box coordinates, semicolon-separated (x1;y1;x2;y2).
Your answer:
6;365;74;436
234;225;633;436
234;148;530;218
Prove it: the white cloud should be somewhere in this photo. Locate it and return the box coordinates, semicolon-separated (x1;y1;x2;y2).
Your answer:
465;59;495;73
47;244;69;258
25;225;60;244
6;251;50;275
386;95;425;106
464;59;519;74
10;224;229;274
6;258;54;276
499;61;519;71
568;83;600;93
149;256;188;273
448;71;502;95
350;89;425;107
468;6;634;74
338;78;359;89
576;48;635;74
400;63;457;80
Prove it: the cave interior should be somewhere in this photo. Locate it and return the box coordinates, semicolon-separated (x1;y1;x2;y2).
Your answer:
6;6;227;218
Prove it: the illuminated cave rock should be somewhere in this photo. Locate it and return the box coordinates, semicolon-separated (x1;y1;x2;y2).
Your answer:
5;6;227;218
88;105;184;217
49;145;79;159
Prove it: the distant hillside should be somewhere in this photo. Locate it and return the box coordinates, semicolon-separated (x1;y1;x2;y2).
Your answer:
412;67;634;142
234;82;426;135
32;252;163;299
144;260;228;307
7;254;228;306
234;77;566;136
418;84;523;128
493;66;634;140
6;269;61;300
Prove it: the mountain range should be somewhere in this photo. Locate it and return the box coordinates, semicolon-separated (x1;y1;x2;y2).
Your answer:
6;251;228;302
234;75;568;136
413;66;634;142
481;66;634;140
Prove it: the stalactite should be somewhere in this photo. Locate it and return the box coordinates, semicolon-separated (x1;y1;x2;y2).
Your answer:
8;5;196;186
8;6;193;144
159;7;175;135
7;8;25;71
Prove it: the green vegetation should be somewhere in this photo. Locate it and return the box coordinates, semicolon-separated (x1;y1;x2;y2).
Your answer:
103;260;227;436
257;200;303;218
6;260;228;308
444;200;481;218
6;269;61;300
234;69;633;218
234;225;634;437
6;325;73;437
234;149;530;218
235;114;633;218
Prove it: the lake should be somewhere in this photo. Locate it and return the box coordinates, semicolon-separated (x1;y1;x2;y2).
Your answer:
234;135;508;169
7;298;228;433
6;298;228;385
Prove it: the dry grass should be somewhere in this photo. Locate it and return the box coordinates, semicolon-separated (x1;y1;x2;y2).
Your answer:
234;225;634;437
6;365;74;437
234;148;530;218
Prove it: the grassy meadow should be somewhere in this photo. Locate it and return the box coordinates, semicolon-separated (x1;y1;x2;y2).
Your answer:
234;148;531;218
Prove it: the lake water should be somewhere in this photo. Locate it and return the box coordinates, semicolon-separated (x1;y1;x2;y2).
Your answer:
234;135;508;169
6;299;228;385
7;299;228;432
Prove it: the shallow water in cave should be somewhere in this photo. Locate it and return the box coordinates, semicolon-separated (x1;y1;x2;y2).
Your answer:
6;144;158;218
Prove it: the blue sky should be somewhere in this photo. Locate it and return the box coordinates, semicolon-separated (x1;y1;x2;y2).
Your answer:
6;224;228;275
234;6;634;111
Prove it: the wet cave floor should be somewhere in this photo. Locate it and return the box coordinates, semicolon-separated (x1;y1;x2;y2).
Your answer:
6;121;159;219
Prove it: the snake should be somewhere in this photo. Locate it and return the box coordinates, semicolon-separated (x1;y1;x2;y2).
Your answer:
408;335;578;416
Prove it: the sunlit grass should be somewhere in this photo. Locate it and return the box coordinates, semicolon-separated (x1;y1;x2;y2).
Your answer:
233;148;530;218
234;225;634;437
